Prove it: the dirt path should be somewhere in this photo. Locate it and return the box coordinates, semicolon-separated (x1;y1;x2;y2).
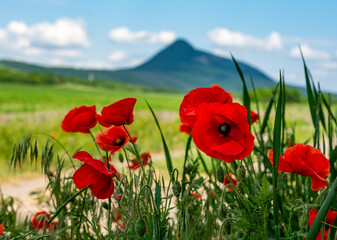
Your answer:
0;150;185;217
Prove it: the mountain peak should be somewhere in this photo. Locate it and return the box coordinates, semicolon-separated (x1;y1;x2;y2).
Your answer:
167;39;194;52
136;39;196;71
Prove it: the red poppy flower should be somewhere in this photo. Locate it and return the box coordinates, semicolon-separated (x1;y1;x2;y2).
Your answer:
208;189;215;199
0;224;3;235
72;151;117;199
269;144;330;191
61;105;97;134
96;98;137;127
112;208;122;223
31;211;57;231
309;208;337;240
190;191;200;199
179;123;192;135
192;103;255;163
95;126;129;153
250;110;259;123
224;173;237;191
179;86;232;128
129;152;151;170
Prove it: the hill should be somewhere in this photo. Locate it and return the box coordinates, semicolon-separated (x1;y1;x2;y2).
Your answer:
0;39;275;92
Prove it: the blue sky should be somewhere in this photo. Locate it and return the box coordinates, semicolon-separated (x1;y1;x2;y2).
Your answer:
0;0;337;91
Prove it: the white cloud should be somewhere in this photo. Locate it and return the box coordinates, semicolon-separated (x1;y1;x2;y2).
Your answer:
321;61;337;69
290;44;330;60
51;49;83;58
0;29;7;42
212;48;231;58
23;47;46;56
28;18;90;47
208;28;282;50
126;58;144;67
108;50;127;61
109;27;176;44
73;60;115;69
0;18;90;50
7;21;28;35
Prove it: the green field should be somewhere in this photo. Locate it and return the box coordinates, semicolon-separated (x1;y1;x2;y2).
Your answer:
0;83;320;182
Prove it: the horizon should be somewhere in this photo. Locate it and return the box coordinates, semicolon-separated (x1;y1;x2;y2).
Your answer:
0;1;336;91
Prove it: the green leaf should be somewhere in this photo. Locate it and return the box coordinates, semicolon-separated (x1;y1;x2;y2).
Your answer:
272;73;283;240
231;54;251;128
307;177;337;240
261;175;270;202
146;100;173;176
155;181;161;212
300;47;317;127
261;85;278;135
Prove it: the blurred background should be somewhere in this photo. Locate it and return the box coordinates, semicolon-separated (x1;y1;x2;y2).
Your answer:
0;0;336;203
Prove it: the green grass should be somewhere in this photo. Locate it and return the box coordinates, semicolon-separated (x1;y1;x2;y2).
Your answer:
0;83;329;182
0;83;184;113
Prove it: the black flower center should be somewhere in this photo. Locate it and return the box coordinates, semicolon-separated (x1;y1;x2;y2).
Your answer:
218;123;231;136
115;138;124;146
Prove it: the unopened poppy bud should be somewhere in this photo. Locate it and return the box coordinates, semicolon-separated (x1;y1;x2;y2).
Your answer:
184;163;193;174
102;202;109;210
237;165;246;181
224;221;231;235
135;218;146;237
282;173;288;180
219;203;227;219
216;165;225;183
118;152;124;163
116;193;122;201
173;181;182;198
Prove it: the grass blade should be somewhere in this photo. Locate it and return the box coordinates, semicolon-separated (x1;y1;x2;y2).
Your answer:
300;47;317;127
231;54;251;128
307;177;337;240
272;73;283;240
146;100;174;176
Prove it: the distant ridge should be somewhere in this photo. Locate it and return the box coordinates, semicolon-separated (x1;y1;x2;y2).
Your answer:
0;39;275;92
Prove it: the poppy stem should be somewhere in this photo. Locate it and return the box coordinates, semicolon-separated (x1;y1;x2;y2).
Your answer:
89;131;104;160
122;125;144;171
43;186;89;235
34;132;76;170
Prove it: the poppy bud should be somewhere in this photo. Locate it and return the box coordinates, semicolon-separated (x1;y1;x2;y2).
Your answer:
102;202;109;210
219;203;227;219
135;218;146;237
118;152;124;163
216;165;225;183
173;181;182;198
282;173;288;180
224;221;231;235
184;163;193;174
116;193;122;202
237;165;246;181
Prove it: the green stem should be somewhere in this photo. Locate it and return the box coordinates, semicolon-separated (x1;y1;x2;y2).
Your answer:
43;186;89;234
34;132;76;170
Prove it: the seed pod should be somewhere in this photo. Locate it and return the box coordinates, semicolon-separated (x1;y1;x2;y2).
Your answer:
135;218;146;237
237;165;246;181
219;203;227;219
102;202;109;210
173;180;182;198
224;221;231;235
216;165;225;183
118;152;124;163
